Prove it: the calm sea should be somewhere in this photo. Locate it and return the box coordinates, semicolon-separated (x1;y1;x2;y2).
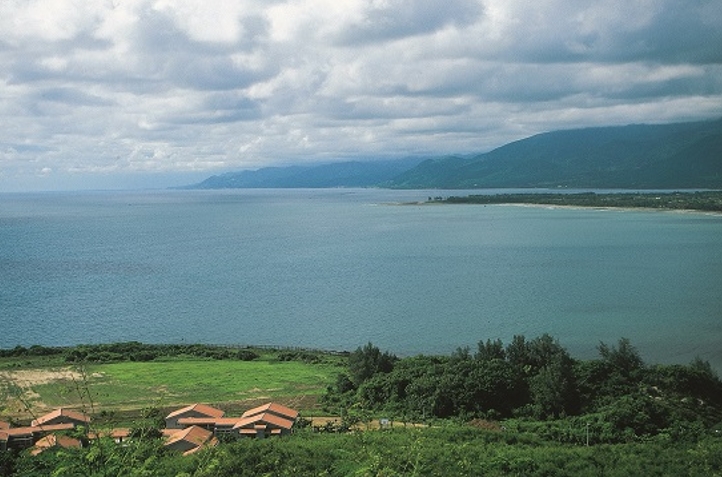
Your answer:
1;189;721;371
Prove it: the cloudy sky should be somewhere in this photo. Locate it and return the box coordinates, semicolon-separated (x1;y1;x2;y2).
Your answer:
1;0;721;191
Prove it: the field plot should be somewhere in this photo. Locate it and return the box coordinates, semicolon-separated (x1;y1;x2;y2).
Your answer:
1;359;339;417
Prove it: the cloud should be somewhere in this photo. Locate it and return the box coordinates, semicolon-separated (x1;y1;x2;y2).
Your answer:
0;0;721;191
335;0;483;45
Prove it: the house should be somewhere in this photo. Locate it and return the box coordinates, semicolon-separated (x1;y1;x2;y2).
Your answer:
165;404;225;429
241;402;299;422
0;423;77;451
163;401;299;441
210;417;245;437
0;427;35;451
31;408;91;428
164;425;218;456
232;411;295;438
0;421;9;430
89;428;132;444
30;434;82;456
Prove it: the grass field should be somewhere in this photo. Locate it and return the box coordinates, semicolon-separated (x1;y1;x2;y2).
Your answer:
1;357;341;419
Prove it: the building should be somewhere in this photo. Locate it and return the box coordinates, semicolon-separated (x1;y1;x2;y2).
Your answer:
30;434;82;456
165;403;225;429
241;402;299;422
163;401;299;440
0;423;76;451
164;425;218;456
232;411;295;438
31;408;91;428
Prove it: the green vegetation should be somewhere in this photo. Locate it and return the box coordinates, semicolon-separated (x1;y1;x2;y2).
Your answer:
324;337;722;444
3;426;722;476
388;118;722;189
436;191;722;212
0;343;344;419
31;360;338;410
2;338;722;476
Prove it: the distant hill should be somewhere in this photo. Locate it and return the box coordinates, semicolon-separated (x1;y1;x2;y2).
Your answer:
184;118;722;189
186;158;425;189
387;118;722;189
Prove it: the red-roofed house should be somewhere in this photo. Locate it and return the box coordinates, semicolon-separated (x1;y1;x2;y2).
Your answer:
241;402;299;422
0;427;36;451
0;422;77;451
165;404;225;429
164;425;218;456
30;434;82;456
31;408;91;428
232;411;295;438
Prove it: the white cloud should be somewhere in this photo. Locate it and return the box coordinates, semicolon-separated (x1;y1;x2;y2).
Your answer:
0;0;721;191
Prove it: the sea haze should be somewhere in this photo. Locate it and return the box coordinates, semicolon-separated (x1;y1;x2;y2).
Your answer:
1;189;721;371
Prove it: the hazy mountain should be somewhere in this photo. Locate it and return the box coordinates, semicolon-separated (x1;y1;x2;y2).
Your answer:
185;118;722;190
387;118;722;189
186;158;425;189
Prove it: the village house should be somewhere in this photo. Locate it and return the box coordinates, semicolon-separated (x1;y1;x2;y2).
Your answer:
163;425;218;456
241;402;299;422
232;411;295;438
163;402;299;441
31;408;91;428
30;434;82;456
0;408;90;452
164;403;225;429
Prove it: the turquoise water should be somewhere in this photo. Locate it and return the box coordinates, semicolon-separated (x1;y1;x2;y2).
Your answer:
1;189;721;370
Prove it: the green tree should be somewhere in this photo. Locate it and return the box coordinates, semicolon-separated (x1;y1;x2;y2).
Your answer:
348;342;396;387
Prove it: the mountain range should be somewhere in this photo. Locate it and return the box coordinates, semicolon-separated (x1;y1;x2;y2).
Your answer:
186;118;722;190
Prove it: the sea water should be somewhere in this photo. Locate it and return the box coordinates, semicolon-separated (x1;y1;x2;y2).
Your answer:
1;189;721;371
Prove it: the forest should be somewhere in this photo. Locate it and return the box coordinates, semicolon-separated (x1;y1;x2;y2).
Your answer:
2;337;722;476
435;191;722;212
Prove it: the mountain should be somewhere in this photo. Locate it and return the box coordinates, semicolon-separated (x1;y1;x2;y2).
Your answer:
186;158;425;189
184;118;722;190
387;118;722;189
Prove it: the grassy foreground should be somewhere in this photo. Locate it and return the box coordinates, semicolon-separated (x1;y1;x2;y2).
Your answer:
0;346;342;420
40;360;335;409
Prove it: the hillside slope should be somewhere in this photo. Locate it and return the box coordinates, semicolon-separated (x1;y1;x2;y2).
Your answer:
187;158;424;189
184;118;722;190
388;118;722;189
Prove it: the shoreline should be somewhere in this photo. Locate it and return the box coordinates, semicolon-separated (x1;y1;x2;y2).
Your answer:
424;190;722;215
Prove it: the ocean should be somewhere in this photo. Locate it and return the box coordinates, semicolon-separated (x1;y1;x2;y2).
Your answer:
1;188;721;371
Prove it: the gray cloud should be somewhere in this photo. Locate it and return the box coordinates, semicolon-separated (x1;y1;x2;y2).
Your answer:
336;0;483;45
0;0;720;191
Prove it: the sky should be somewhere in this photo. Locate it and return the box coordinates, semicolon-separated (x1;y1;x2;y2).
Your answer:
1;0;722;191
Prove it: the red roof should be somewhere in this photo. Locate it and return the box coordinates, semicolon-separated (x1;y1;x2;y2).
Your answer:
177;417;219;426
213;417;244;427
233;412;295;430
0;423;75;439
0;421;9;430
31;434;82;455
166;404;225;420
164;425;217;455
31;408;90;427
241;402;298;421
165;426;213;446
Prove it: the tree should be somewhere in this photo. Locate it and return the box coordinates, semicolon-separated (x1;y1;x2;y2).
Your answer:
348;342;396;387
475;339;506;361
529;352;578;418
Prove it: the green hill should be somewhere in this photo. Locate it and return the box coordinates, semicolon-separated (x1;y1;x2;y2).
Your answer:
184;118;722;190
387;118;722;189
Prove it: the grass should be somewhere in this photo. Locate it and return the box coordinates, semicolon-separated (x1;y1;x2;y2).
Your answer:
3;357;341;417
